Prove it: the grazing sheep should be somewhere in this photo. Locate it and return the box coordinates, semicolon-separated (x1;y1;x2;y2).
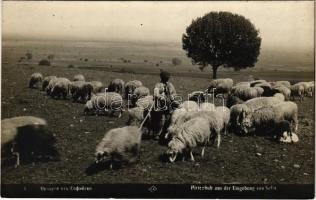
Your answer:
290;84;305;101
50;78;71;99
215;106;230;134
275;81;291;89
42;75;57;91
73;74;85;82
166;117;211;162
188;91;206;103
70;81;93;102
305;81;314;97
29;73;43;89
207;78;233;95
232;86;261;101
178;100;199;112
108;78;125;95
131;86;150;106
229;104;252;131
239;102;298;137
95;126;142;168
167;110;223;148
89;81;104;93
199;102;215;111
124;80;143;99
1;116;59;167
244;94;285;111
272;85;291;100
296;82;310;96
45;77;59;95
84;92;123;117
135;95;154;110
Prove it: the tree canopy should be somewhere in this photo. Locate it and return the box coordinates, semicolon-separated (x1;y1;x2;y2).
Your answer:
182;11;261;79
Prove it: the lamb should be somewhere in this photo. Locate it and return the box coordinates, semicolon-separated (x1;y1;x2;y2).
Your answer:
239;102;298;139
166;117;211;162
272;85;291;100
84;92;123;117
42;75;57;91
207;78;233;95
108;78;125;95
89;81;104;93
94;126;142;169
124;80;143;99
1;116;59;167
296;82;310;96
131;86;150;106
50;77;71;99
290;84;305;101
73;74;85;82
199;102;215;111
70;81;93;102
29;73;43;89
306;81;315;97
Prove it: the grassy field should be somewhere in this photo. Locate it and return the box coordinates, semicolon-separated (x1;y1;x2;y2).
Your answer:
1;40;314;184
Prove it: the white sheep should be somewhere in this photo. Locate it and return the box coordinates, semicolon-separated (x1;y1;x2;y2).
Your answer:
135;95;154;110
73;74;85;82
290;84;305;101
296;82;310;96
272;85;291;100
275;81;291;88
29;73;43;89
108;78;125;96
84;92;123;117
207;78;233;95
89;81;104;93
127;107;145;126
131;86;150;106
166;117;211;162
232;86;261;101
215;106;230;134
124;80;143;99
50;77;71;99
306;81;314;97
42;75;57;91
167;110;223;148
199;102;215;111
70;81;93;102
244;94;285;111
239;102;298;137
1;116;58;167
95;126;142;168
229;103;252;131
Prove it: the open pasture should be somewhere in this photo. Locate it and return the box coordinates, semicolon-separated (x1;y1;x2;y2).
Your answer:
1;41;314;184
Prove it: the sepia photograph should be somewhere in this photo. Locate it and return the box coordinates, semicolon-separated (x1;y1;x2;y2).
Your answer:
1;1;315;198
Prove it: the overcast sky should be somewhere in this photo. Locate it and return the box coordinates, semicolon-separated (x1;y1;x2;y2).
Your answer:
3;1;314;50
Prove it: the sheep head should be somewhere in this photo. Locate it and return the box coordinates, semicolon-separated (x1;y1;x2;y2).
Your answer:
94;150;111;164
166;139;185;162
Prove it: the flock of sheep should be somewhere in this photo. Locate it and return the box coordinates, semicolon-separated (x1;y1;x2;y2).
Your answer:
1;72;314;170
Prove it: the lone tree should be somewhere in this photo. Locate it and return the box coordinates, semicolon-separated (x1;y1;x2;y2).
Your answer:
182;11;261;79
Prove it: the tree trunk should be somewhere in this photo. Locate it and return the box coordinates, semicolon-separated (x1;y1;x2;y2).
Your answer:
212;66;219;79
